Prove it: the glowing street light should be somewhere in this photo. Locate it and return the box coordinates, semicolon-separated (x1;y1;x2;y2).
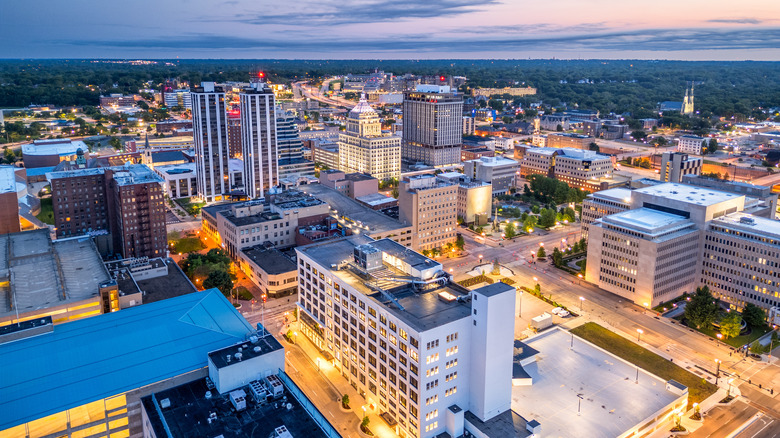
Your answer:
636;328;643;342
579;296;585;311
714;358;721;385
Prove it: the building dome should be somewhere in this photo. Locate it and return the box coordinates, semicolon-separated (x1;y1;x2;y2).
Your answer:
349;95;377;118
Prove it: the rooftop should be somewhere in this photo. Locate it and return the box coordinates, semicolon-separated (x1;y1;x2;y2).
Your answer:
0;165;19;194
156;162;195;176
208;332;283;369
355;192;398;207
589;187;633;204
0;230;111;320
299;184;407;234
21;139;87;157
141;376;328;438
0;289;255;430
150;150;187;164
297;236;472;332
47;164;163;186
633;182;742;206
548;133;591;139
556;147;610;160
513;328;683;438
242;246;298;275
470;156;519;167
104;257;198;303
602;208;692;235
710;212;780;239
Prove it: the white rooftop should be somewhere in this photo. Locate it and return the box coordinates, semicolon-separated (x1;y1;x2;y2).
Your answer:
557;147;609;160
590;187;633;204
22;140;87;157
602;208;691;233
526;147;557;156
472;156;519;167
634;183;742;206
711;212;780;239
0;166;17;194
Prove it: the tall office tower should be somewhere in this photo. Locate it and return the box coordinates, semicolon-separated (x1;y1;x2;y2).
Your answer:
192;82;230;203
276;110;315;180
240;82;278;198
227;109;242;158
398;174;458;251
402;85;463;167
338;96;401;181
660;152;702;182
48;164;167;258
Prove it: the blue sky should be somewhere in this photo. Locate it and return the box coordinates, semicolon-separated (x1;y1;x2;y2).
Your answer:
2;0;779;59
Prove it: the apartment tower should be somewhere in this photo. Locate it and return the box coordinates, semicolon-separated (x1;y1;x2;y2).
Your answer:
240;81;278;198
191;82;230;203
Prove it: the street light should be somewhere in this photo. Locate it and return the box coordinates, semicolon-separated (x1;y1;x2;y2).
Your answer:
643;302;649;314
727;378;735;397
714;358;721;385
577;273;583;285
636;328;643;342
579;296;585;311
716;333;723;346
533;276;538;282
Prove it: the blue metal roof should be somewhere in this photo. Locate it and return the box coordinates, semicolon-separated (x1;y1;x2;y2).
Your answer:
0;289;254;430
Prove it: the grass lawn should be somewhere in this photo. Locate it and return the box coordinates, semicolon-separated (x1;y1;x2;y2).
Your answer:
174;197;206;216
232;286;254;301
170;237;205;254
692;322;771;349
36;197;55;225
570;322;718;408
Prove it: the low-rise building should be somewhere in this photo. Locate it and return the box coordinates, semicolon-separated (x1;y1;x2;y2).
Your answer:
463;116;475;135
546;133;594;150
463;156;519;195
539;114;570;131
311;141;340;170
155;162;197;198
319;170;379;199
521;147;619;191
660;152;702;183
399;174;458;250
460;147;495;162
677;135;707;155
437;172;492;224
239;246;298;297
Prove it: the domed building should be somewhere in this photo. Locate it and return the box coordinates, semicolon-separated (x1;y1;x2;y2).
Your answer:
337;96;401;182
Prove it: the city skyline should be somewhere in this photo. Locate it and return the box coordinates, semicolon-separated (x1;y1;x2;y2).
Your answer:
1;0;779;60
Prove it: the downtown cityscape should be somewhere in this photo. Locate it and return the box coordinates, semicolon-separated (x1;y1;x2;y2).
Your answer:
1;2;780;438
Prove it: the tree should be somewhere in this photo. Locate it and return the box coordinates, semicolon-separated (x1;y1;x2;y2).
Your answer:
537;246;546;258
341;394;350;409
589;142;599;152
504;222;517;239
361;415;371;433
631;130;647;140
742;303;766;328
552;247;563;267
488;99;504;111
539;208;557;228
556;124;563;132
523;215;537;232
109;137;122;150
650;136;668;147
455;234;465;251
572;241;581;253
708;138;718;154
684;286;720;329
720;312;742;339
700;140;708;154
579;238;587;251
203;270;234;295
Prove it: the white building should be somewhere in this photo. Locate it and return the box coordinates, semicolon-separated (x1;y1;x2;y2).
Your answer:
463;156;519;195
338;97;401;182
539;114;570;131
163;89;192;109
191;82;231;203
677;135;707;155
296;236;516;438
240;82;278;199
155;163;197;199
585;182;780;312
437;172;492;224
402;85;463;167
462;116;475;136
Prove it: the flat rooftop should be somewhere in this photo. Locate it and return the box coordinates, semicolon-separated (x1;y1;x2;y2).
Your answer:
105;257;198;303
710;212;780;240
0;289;255;430
47;164;163;186
602;207;693;234
21;139;86;156
208;332;283;369
299;184;408;234
242;246;297;275
155;162;195;176
588;187;632;203
557;147;610;160
633;182;742;206
356;192;397;207
141;377;328;438
470;156;519;166
512;328;682;438
0;166;18;194
297;236;471;332
0;230;111;319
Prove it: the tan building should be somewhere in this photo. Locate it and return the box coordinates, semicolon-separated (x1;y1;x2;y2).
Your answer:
398;174;458;251
311;141;340;170
546;133;593;150
239;246;298;298
338;97;401;181
319;169;379;199
473;86;537;97
437;172;492;224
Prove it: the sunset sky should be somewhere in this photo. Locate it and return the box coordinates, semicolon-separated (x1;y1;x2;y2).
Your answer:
2;0;779;59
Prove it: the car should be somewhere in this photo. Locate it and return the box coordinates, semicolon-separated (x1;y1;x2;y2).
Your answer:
558;310;570;317
551;307;563;315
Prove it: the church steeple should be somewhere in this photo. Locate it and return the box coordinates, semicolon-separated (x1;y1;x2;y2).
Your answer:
682;82;694;115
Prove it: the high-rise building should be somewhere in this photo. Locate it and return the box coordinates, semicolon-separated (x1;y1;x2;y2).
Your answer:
276;110;315;180
227;109;242;158
338;97;401;181
48;164;167;259
660;152;702;182
677;135;707;155
295;236;516;438
398;174;458;251
191;82;231;203
402;85;463;167
463;156;519;195
240;82;278;198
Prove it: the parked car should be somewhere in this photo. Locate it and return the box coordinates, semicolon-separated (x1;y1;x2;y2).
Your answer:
551;307;563;315
558;310;570;318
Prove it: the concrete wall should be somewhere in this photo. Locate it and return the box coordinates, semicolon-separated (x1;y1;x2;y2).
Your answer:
208;347;285;394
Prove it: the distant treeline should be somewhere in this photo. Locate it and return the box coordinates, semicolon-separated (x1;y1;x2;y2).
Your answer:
0;59;778;119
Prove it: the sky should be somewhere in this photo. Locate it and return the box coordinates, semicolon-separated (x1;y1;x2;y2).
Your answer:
2;0;779;60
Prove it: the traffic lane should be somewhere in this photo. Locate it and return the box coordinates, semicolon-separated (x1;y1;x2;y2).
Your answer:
689;401;757;438
738;413;779;438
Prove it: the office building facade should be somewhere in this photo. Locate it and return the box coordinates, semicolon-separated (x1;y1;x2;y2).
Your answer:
463;156;519;195
296;236;516;438
660;152;702;183
241;82;278;199
677;135;707;155
402;85;463;167
276;110;315;180
339;97;401;181
398;174;458;251
192;82;231;203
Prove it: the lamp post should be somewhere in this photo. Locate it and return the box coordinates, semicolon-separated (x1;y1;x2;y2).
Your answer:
714;358;721;385
716;333;723;347
579;296;585;311
643;302;649;314
727;378;734;397
637;328;643;343
577;273;583;285
577;394;584;416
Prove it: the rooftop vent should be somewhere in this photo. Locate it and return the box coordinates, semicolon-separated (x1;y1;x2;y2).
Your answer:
739;217;756;225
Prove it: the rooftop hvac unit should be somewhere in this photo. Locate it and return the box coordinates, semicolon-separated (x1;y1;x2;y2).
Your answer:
274;425;294;438
265;374;284;398
229;389;247;412
249;380;268;401
160;398;171;409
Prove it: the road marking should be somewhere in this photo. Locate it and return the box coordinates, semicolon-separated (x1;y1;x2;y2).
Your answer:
751;418;774;438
